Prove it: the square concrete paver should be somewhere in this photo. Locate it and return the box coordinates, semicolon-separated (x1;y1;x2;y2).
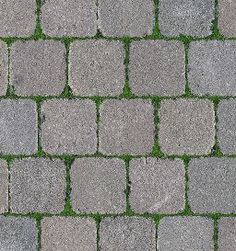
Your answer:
0;41;8;96
219;218;236;251
0;160;8;214
71;158;126;213
129;41;185;96
41;217;97;251
130;158;185;213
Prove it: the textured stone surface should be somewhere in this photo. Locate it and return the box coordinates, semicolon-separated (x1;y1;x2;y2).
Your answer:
69;40;125;96
0;100;37;154
41;99;97;154
98;0;155;37
0;160;8;213
189;41;236;96
10;158;66;213
157;217;214;251
0;41;8;96
129;41;185;96
100;217;156;251
99;99;155;155
158;0;215;37
0;216;37;251
188;158;236;213
219;218;236;251
0;0;36;37
41;217;97;251
159;99;215;155
130;158;185;213
10;41;66;96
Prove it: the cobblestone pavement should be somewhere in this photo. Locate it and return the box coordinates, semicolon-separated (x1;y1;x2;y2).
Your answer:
0;0;235;250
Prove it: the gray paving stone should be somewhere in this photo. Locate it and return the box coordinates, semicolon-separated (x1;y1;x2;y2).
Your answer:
188;158;236;213
98;0;155;37
71;158;126;213
219;218;236;251
129;41;185;96
41;99;97;154
157;217;214;251
69;40;125;96
0;100;37;154
189;41;236;96
10;41;66;96
158;0;215;37
159;99;215;155
0;216;37;251
100;217;156;251
0;0;36;37
41;217;97;251
10;158;66;213
0;42;8;96
99;99;155;155
0;160;8;214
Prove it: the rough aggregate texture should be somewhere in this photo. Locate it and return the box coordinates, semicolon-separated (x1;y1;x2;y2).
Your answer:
0;160;8;213
0;41;8;96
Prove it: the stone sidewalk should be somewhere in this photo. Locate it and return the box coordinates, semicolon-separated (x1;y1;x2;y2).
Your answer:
0;0;236;250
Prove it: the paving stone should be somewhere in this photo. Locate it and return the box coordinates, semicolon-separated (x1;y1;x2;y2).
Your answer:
219;0;236;37
130;158;185;213
129;41;185;96
157;217;214;251
189;41;236;96
0;160;8;213
10;41;66;96
100;217;156;251
99;99;155;155
188;158;236;213
98;0;155;37
41;217;97;251
41;99;97;154
219;218;236;251
0;216;37;251
69;40;125;96
0;0;36;37
158;0;215;37
0;100;37;154
0;41;8;96
71;158;126;213
159;99;215;155
10;158;66;213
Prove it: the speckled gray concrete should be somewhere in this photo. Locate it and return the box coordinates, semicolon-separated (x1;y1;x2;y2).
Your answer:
99;99;155;155
69;40;125;96
188;41;236;96
0;41;8;96
129;41;185;96
188;158;236;213
10;41;66;96
157;217;214;251
10;158;66;213
100;217;156;251
0;99;37;154
130;158;185;213
0;216;37;251
41;217;97;251
159;99;215;155
0;160;8;214
41;99;97;154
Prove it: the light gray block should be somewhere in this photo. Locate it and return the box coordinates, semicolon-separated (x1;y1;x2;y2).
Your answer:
0;42;8;96
157;217;214;251
71;158;126;213
69;40;125;96
41;99;97;154
0;160;8;213
10;158;66;213
159;99;215;155
99;99;155;155
189;41;236;96
219;218;236;251
0;99;37;154
10;41;66;96
41;217;97;251
0;0;36;37
98;0;155;37
188;158;236;213
129;41;185;96
0;216;37;251
158;0;214;37
130;158;185;213
100;217;156;251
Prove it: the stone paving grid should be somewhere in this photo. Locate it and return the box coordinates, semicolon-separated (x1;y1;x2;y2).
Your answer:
0;0;235;250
